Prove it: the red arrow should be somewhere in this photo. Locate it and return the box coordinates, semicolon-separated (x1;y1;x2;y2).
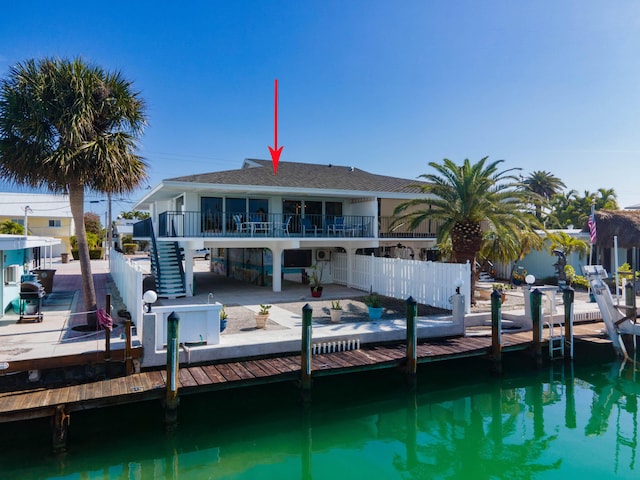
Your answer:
268;79;283;175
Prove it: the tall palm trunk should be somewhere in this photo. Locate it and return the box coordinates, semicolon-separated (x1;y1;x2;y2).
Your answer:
68;184;98;328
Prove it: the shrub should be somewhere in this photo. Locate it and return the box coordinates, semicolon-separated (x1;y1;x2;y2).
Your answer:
123;243;138;254
71;248;104;260
573;275;590;290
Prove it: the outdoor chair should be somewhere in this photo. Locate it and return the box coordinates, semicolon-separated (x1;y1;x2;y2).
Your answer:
301;218;318;236
275;216;292;236
328;217;345;235
233;214;250;234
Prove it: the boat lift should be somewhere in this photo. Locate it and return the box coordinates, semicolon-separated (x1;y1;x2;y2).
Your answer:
582;265;640;359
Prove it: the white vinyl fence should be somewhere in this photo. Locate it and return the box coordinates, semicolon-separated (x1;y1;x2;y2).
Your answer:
109;249;144;324
332;253;471;313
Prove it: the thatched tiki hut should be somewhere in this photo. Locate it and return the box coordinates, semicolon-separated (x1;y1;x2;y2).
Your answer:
584;210;640;272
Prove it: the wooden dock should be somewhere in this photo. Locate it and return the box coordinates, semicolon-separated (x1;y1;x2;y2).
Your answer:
0;321;610;432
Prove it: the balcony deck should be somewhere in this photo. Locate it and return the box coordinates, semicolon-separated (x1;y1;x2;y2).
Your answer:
133;212;437;240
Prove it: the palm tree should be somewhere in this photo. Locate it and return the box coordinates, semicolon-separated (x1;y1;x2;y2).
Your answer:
522;170;566;221
0;57;147;328
481;225;545;281
0;219;24;234
547;231;589;259
394;157;539;301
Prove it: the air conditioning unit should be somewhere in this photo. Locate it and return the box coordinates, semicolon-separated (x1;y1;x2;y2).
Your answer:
316;249;331;261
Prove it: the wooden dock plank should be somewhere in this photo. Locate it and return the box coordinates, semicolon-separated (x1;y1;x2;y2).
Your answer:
313;352;352;368
135;372;153;393
46;385;71;406
178;369;198;388
125;375;147;394
262;357;295;374
188;367;212;386
114;376;129;397
213;363;244;382
0;391;31;414
227;362;256;380
277;356;301;372
312;354;346;371
241;361;270;378
201;365;227;384
147;371;165;390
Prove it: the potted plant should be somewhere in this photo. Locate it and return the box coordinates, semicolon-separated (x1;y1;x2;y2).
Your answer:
493;283;507;304
256;304;271;329
364;291;383;319
219;305;228;333
330;300;343;323
309;264;324;298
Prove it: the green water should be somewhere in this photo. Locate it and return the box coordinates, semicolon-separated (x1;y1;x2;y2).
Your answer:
1;355;638;479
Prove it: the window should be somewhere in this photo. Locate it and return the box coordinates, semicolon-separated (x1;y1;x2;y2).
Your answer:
48;219;62;227
201;197;223;231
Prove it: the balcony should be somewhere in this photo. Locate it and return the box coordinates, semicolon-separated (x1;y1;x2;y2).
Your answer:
378;216;439;238
133;212;439;240
148;212;375;239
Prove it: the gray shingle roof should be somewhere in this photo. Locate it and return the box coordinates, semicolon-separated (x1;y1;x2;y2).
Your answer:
167;159;426;194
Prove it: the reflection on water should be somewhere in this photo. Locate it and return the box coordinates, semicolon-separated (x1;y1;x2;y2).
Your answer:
0;357;638;479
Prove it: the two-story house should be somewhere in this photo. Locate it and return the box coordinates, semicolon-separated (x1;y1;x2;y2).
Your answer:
0;193;74;256
133;159;438;297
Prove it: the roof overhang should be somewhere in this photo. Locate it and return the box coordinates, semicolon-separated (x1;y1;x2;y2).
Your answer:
0;235;61;251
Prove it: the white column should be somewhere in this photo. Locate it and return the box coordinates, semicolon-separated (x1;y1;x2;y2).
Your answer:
184;250;194;297
271;246;283;292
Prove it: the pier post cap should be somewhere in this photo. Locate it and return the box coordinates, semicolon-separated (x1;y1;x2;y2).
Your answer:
167;311;180;322
491;289;502;299
531;288;543;298
302;303;312;313
406;296;416;305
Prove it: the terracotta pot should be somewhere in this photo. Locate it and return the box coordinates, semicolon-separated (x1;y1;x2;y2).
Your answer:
255;314;269;329
310;286;323;298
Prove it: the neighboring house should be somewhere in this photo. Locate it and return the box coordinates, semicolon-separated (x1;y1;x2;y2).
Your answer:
582;210;640;273
503;229;591;282
0;193;74;256
133;159;438;296
1;234;61;317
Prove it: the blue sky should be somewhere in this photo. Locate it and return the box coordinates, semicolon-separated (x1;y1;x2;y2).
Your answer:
2;0;640;214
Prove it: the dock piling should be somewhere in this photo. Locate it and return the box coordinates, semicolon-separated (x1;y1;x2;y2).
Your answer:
51;405;69;454
563;287;575;359
531;289;543;367
405;296;417;386
165;311;180;428
104;294;112;377
490;289;502;375
301;304;313;404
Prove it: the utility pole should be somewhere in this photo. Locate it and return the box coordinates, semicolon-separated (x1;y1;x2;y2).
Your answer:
23;205;32;236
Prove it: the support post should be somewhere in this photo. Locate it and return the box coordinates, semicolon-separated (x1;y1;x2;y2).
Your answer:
405;296;417;386
531;289;543;368
563;287;575;359
51;405;69;454
125;318;133;375
490;289;502;375
104;294;111;376
301;304;313;404
626;280;637;353
625;281;636;317
165;311;180;428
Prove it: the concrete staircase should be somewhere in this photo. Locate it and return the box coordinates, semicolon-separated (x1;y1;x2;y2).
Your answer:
150;241;186;298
